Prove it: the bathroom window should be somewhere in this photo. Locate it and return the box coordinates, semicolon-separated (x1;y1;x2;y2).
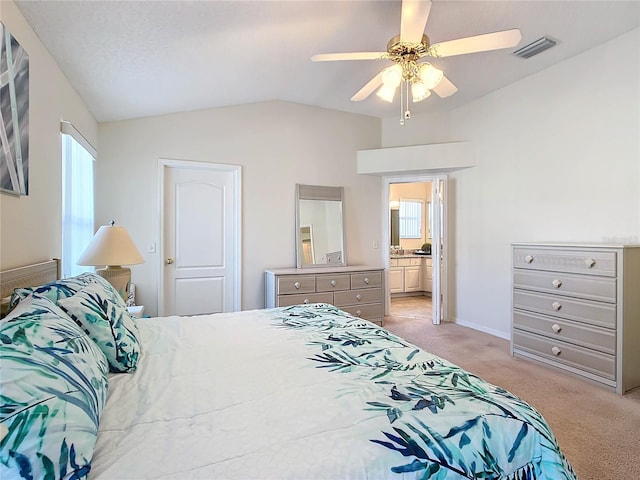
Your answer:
399;199;422;239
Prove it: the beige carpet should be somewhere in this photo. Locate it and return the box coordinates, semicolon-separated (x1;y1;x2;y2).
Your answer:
385;297;640;480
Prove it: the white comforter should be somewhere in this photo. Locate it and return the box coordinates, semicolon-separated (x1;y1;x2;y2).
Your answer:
91;309;391;479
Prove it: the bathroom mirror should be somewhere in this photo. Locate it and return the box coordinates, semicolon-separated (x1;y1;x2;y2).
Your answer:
296;184;345;268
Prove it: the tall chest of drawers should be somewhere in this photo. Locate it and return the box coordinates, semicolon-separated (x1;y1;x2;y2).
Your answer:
265;266;385;326
511;243;640;394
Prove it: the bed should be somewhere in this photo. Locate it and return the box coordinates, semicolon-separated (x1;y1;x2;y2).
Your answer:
1;261;576;479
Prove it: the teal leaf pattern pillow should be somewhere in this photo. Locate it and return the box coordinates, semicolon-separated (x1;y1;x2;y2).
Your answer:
0;295;109;480
58;282;141;373
9;272;104;311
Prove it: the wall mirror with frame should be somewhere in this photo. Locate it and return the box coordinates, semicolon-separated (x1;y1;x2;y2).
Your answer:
295;184;345;268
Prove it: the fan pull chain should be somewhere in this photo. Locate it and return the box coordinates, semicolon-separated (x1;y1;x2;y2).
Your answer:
399;80;405;125
405;81;411;121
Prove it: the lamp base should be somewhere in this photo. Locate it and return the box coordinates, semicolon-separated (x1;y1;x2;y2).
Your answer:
95;266;131;301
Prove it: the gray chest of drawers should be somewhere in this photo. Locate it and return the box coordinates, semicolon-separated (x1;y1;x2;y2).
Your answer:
265;266;385;326
511;243;640;394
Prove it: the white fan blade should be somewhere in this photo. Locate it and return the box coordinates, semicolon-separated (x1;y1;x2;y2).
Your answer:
400;0;432;44
311;52;388;62
429;28;522;57
351;70;385;102
432;75;457;98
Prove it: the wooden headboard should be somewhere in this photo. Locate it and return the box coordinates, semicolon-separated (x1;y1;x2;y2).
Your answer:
1;259;61;299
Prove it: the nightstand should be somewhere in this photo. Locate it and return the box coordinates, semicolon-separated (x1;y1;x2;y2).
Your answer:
126;305;144;318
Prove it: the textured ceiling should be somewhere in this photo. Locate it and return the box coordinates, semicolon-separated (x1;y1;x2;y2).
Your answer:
15;0;640;122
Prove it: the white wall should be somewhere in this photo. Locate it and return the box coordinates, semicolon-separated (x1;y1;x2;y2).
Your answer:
97;101;382;314
382;28;640;338
0;0;98;270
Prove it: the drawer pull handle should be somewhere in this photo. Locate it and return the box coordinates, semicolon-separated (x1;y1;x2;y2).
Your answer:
356;310;362;317
551;323;562;333
552;301;562;311
294;282;300;289
551;279;562;288
330;280;336;287
551;346;562;356
356;294;362;301
524;255;534;264
584;258;596;268
303;299;309;304
364;277;370;285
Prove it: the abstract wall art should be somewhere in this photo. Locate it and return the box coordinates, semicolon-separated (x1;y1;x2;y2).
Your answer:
0;21;29;196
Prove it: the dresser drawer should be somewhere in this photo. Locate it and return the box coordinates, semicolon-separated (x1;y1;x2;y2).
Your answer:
277;292;333;307
513;310;615;355
277;276;316;295
340;302;383;320
513;330;615;380
316;274;350;292
351;271;382;289
513;290;616;329
514;269;616;303
333;287;382;307
513;247;616;277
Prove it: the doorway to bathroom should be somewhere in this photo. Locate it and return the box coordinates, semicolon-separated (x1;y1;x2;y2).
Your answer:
383;175;447;326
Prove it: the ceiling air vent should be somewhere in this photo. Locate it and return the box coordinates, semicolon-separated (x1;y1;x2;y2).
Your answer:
513;36;557;59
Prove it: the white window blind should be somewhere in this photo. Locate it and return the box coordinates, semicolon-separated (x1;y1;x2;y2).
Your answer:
399;199;422;239
61;122;96;278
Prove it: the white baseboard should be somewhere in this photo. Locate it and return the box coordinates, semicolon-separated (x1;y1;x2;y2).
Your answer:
450;318;510;340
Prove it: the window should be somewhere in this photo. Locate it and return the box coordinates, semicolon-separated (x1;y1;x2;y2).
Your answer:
61;122;96;278
399;199;422;239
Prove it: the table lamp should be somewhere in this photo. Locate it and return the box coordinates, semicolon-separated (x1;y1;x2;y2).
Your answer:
77;221;144;300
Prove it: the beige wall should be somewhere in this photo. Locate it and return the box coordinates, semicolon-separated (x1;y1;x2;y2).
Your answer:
383;28;640;338
97;101;382;314
0;0;97;269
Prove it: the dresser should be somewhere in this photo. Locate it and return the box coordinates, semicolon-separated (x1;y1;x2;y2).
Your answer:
265;266;385;326
511;243;640;394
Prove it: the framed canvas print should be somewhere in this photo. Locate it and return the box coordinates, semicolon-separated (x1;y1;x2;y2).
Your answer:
0;21;29;196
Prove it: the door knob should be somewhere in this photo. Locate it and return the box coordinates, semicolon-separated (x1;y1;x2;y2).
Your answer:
166;258;174;264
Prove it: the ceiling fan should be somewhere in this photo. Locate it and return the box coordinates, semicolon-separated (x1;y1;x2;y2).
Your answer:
311;0;522;123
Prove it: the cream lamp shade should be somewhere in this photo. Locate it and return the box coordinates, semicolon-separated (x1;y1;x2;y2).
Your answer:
77;221;144;300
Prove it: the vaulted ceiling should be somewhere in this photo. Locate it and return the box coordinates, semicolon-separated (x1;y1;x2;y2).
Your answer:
15;0;640;122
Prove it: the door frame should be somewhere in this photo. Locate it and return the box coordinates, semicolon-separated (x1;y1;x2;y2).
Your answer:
158;158;242;315
382;174;448;324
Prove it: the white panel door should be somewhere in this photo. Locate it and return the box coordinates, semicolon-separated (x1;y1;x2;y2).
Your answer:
161;161;240;316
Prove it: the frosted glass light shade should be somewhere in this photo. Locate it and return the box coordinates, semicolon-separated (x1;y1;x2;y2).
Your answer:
418;63;443;90
381;64;402;87
77;225;144;267
376;84;397;103
411;81;431;102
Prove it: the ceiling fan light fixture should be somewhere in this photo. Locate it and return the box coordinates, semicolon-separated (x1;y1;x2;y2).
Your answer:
411;81;431;102
376;83;397;103
381;64;403;87
417;63;443;89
